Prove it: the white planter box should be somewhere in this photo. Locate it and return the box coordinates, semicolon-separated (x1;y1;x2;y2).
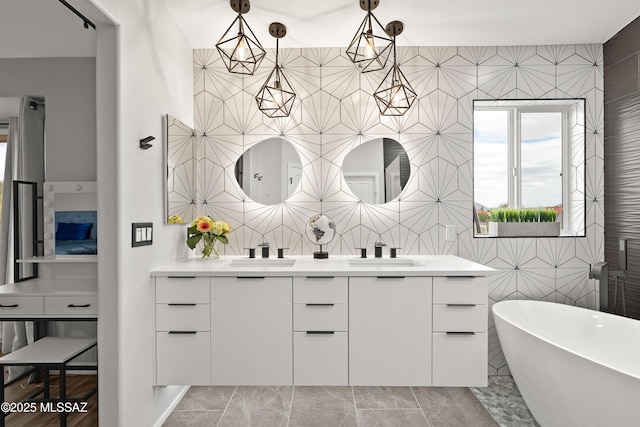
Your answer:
488;221;560;237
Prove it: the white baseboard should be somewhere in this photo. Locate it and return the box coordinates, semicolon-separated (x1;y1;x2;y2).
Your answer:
153;385;189;427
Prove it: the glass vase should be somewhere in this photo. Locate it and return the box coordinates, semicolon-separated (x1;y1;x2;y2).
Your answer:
196;235;219;259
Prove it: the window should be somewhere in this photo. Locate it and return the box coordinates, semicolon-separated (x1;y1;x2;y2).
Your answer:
473;99;585;237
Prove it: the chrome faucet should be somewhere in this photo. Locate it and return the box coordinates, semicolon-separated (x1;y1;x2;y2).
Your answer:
374;240;386;258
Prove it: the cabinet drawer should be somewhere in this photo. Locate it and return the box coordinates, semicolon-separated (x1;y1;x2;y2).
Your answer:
0;296;43;316
293;303;347;332
156;331;211;385
45;296;98;316
432;304;487;332
432;331;487;386
294;331;348;385
156;276;209;303
156;304;210;332
293;277;347;303
433;277;487;304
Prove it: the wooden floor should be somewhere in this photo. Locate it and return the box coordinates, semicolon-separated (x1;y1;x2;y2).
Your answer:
2;369;98;427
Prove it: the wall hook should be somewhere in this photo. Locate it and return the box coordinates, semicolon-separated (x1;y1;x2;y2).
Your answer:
140;136;155;150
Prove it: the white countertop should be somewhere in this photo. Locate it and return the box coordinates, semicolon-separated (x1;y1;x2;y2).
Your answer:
0;277;98;296
151;255;496;277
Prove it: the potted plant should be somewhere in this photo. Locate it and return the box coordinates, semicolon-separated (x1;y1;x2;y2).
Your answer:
488;208;560;237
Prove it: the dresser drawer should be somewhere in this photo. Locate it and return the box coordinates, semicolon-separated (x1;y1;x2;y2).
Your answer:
156;276;209;303
44;296;98;316
294;331;348;385
433;277;487;304
0;296;44;316
293;277;348;303
156;304;210;332
433;304;487;332
293;303;347;331
432;331;487;386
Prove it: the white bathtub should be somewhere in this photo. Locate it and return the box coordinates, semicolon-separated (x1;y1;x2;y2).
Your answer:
493;300;640;427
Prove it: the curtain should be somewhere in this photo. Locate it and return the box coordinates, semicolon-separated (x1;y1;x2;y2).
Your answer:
0;97;45;382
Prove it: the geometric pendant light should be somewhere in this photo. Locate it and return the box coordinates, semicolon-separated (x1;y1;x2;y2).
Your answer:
215;0;266;75
345;0;393;73
373;21;417;116
255;23;297;118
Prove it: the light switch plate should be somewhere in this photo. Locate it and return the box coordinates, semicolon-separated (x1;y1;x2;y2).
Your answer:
445;225;456;241
132;222;153;247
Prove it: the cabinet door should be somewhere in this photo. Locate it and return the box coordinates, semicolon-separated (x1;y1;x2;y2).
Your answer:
349;276;432;386
432;332;487;386
211;277;292;385
156;332;211;385
294;331;348;386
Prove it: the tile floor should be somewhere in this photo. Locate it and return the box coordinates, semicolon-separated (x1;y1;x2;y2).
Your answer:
164;376;538;427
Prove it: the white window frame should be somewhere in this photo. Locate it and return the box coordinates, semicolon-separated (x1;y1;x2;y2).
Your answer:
475;104;571;233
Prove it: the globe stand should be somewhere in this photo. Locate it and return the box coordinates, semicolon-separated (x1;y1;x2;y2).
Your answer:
314;244;329;259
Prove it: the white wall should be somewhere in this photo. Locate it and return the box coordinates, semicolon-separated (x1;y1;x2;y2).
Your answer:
0;58;97;181
87;1;194;425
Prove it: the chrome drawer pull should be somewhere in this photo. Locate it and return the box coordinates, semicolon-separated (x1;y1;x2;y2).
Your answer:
166;276;196;279
168;331;197;334
0;304;19;308
446;303;477;307
168;303;197;306
446;331;476;335
306;331;335;335
306;303;334;307
305;276;335;279
68;304;91;308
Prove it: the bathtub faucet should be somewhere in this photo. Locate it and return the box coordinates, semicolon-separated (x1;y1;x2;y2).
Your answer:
589;262;609;312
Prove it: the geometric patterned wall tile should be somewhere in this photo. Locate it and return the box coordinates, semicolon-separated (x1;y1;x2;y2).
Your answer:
340;89;383;134
418;89;459;134
576;224;605;265
585;89;605;159
486;268;517;302
516;268;556;300
193;44;604;375
535;237;583;269
535;44;577;66
300;90;342;134
457;46;498;66
477;53;518;99
556;268;595;306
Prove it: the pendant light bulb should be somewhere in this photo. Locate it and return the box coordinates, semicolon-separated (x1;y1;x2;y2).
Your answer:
364;32;376;59
235;34;248;61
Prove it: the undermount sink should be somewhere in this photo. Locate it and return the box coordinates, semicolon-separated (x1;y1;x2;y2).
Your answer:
229;258;296;267
348;258;422;267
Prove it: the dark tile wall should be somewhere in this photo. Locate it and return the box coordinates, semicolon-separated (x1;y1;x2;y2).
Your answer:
604;15;640;319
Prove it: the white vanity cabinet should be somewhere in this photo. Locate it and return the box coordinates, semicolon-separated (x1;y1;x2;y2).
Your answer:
432;276;488;386
349;276;433;386
211;276;292;385
155;277;211;386
152;255;494;387
293;276;348;386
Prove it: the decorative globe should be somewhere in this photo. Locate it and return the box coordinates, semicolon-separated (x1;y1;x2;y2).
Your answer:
306;214;336;258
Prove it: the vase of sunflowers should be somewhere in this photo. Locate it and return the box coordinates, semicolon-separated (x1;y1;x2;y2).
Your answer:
187;216;231;259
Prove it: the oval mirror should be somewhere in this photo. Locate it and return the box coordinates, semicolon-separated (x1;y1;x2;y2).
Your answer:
234;137;302;205
342;138;410;204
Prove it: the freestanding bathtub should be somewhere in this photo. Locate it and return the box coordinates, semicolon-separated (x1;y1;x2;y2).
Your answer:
493;300;640;427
